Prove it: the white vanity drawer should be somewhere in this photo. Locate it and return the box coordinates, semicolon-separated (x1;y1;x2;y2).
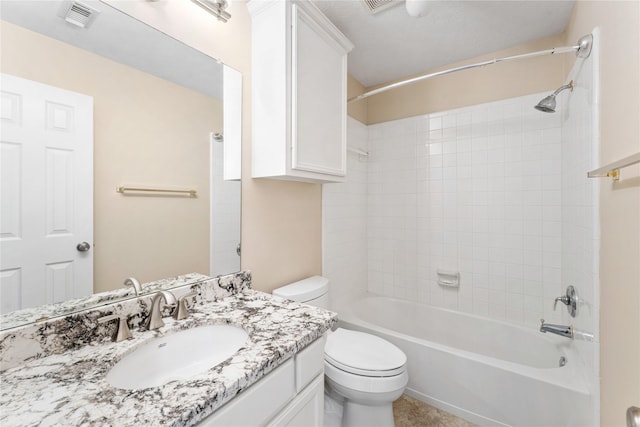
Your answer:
294;334;326;392
200;359;295;426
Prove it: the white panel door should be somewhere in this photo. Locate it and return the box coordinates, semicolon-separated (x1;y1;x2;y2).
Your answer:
0;73;93;313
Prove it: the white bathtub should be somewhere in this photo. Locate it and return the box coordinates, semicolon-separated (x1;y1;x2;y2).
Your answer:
336;295;595;427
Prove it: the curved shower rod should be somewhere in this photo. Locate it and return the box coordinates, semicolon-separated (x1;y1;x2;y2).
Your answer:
347;34;593;104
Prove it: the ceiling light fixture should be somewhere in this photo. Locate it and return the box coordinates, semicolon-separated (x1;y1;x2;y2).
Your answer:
191;0;231;23
405;0;433;17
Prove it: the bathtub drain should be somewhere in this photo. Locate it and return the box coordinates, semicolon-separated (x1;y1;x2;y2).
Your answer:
559;356;567;367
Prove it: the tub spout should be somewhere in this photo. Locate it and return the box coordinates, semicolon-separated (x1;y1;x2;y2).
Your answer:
539;319;573;339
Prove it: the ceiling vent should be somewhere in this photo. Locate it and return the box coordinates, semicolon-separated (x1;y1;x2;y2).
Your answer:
59;1;100;29
360;0;402;15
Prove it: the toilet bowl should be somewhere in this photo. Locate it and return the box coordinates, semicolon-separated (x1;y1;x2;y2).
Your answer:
273;276;408;427
324;328;408;426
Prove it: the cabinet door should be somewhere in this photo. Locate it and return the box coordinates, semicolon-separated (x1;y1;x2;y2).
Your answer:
266;375;324;427
291;3;346;177
199;360;295;427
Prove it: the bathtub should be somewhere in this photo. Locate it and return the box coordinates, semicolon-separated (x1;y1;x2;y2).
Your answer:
336;295;595;427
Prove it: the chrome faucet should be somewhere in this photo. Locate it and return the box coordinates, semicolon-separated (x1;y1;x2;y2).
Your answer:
539;319;573;339
124;277;143;296
146;290;177;330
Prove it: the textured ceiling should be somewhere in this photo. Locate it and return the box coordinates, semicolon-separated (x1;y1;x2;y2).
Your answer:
314;0;575;87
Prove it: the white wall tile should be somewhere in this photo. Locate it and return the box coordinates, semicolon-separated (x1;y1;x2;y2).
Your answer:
358;94;568;328
322;117;369;307
325;82;597;351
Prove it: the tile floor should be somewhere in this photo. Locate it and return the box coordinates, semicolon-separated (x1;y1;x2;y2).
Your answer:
393;395;478;427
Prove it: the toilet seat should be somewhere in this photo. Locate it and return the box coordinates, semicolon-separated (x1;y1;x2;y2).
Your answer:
324;360;408;395
325;354;406;377
324;328;406;377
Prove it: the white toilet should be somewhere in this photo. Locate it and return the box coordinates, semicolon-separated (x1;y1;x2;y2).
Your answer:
273;276;408;427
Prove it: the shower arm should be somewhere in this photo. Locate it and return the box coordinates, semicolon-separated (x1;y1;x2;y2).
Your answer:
550;81;574;96
348;34;593;104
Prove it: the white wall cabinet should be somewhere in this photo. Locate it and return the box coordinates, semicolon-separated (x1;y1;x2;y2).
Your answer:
249;0;353;183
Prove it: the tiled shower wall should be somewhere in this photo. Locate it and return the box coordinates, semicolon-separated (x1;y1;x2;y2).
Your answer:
323;118;369;307
560;31;599;399
324;87;597;333
561;49;599;336
367;95;567;327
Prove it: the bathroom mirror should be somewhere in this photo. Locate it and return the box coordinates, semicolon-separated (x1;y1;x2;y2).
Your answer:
0;0;241;329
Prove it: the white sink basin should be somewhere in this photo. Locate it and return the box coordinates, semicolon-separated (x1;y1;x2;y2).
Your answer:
106;324;249;390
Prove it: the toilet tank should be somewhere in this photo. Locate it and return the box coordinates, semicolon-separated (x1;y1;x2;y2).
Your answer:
272;276;329;309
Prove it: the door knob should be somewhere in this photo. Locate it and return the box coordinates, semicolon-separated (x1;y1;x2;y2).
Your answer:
628;406;640;427
76;242;91;252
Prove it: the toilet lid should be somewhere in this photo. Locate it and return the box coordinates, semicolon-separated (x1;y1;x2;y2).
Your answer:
324;328;406;377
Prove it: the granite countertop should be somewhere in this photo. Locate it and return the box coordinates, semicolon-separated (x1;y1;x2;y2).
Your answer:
0;290;337;427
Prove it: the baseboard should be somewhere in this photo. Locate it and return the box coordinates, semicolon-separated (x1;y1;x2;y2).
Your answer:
403;388;510;427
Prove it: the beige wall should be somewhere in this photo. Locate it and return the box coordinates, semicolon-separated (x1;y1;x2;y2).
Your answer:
0;21;221;292
363;34;566;124
347;74;367;123
564;2;640;425
106;0;322;293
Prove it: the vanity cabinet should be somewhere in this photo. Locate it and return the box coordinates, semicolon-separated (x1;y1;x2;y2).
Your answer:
199;335;326;426
248;0;354;183
266;375;323;427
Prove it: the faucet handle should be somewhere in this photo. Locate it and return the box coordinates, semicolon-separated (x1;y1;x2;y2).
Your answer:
98;313;133;342
173;291;197;320
553;285;578;317
553;296;569;311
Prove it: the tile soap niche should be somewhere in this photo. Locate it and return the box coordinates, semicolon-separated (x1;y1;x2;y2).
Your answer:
437;270;460;288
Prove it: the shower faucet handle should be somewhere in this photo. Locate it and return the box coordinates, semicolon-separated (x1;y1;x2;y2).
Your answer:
553;296;570;310
553;285;578;317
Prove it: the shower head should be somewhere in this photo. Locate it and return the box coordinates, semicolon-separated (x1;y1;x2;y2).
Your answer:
534;80;574;113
